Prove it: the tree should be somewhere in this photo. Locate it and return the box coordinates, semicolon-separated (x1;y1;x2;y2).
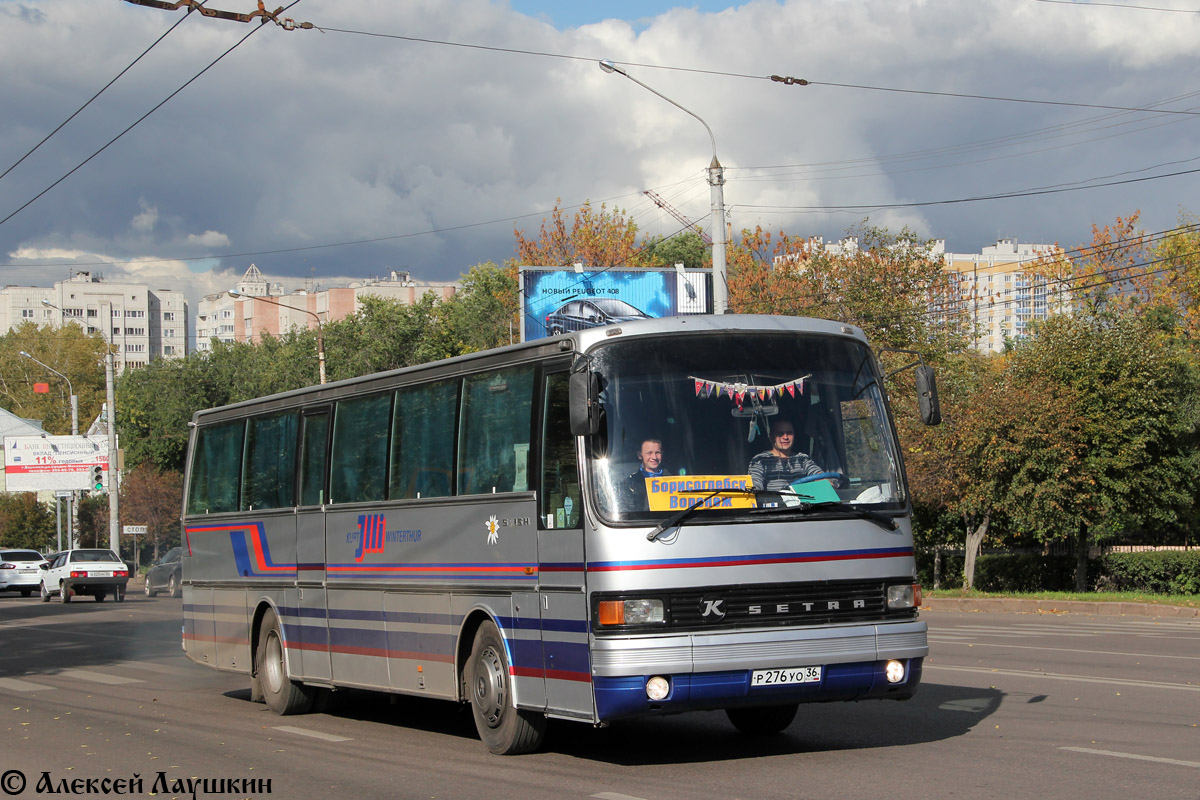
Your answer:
119;467;183;565
515;200;654;268
0;322;108;434
726;223;970;354
76;493;109;549
1151;210;1200;341
1001;309;1200;589
642;231;710;271
0;493;57;552
448;262;520;353
1027;212;1151;316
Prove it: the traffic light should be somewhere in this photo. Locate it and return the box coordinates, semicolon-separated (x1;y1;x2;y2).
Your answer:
91;464;105;492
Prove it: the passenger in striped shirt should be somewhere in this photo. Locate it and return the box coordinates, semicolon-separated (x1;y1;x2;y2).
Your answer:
748;418;826;491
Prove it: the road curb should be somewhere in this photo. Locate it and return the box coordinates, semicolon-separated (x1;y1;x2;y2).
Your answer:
923;597;1199;618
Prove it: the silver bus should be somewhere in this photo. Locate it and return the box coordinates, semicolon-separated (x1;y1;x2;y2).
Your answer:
181;314;936;754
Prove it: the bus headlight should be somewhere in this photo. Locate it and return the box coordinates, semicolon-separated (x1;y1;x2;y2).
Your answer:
885;660;906;683
886;583;922;609
597;598;665;626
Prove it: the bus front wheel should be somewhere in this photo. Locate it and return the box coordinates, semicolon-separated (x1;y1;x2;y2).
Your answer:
256;610;314;715
725;703;799;735
467;621;546;755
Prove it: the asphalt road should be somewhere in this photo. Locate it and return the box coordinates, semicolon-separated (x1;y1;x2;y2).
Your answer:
1;593;1197;800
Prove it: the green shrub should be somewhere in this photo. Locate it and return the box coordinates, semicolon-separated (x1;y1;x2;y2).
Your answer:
1099;551;1200;595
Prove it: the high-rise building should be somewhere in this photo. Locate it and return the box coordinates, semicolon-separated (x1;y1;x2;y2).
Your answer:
942;239;1068;353
0;272;188;371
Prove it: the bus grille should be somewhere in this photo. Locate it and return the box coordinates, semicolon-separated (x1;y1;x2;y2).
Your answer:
668;579;900;630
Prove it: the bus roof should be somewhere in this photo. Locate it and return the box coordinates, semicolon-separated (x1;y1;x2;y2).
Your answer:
190;314;866;424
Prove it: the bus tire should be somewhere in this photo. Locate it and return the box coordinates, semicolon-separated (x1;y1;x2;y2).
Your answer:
467;621;546;755
725;703;799;735
256;610;314;715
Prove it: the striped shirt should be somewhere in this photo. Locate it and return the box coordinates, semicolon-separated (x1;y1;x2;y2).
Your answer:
748;451;824;491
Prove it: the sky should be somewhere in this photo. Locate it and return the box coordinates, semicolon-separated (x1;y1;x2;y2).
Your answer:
2;0;1200;333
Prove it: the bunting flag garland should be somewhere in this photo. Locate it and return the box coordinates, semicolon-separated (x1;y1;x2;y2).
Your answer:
688;374;812;404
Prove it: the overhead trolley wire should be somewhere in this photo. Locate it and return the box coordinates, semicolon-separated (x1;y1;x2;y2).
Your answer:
0;1;303;231
0;3;202;185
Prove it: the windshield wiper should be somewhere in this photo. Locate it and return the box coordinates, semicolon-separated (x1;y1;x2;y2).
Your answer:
750;498;898;532
646;487;759;542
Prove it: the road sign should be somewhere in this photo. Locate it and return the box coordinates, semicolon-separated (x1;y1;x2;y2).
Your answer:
123;525;148;535
3;436;110;492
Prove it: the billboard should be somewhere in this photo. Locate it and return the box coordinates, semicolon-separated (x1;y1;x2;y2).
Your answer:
3;436;110;492
519;266;710;342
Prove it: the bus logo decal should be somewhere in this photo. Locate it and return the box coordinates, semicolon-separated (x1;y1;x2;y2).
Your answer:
485;515;500;546
355;514;387;561
699;598;726;620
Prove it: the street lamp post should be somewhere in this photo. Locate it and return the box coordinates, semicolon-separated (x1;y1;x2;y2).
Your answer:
41;299;120;553
599;59;729;314
20;350;78;550
228;290;326;384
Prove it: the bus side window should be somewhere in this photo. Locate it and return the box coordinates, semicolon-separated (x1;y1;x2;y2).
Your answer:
390;380;459;500
330;393;392;504
186;421;244;515
458;366;534;496
241;412;298;511
299;411;329;506
541;372;580;529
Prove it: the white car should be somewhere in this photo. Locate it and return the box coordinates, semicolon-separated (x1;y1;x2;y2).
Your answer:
0;549;47;597
39;549;129;603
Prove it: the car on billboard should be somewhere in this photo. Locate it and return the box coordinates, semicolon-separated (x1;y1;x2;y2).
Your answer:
0;549;47;597
544;298;650;335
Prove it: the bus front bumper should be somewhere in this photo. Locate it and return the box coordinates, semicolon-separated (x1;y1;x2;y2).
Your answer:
590;619;927;721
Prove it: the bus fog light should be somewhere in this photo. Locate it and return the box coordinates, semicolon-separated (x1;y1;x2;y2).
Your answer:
885;660;906;683
646;676;670;701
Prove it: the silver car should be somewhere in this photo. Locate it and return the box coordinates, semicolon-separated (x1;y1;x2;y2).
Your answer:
0;549;47;597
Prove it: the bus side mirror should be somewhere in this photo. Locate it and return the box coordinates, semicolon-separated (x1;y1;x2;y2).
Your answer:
569;371;602;435
916;365;941;426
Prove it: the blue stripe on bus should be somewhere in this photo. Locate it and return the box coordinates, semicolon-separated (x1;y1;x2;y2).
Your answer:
588;546;914;571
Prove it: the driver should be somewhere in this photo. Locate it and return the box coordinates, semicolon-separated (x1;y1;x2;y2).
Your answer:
748;418;827;491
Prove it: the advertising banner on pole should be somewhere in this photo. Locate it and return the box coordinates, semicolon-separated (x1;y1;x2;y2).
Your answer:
519;266;710;342
3;436;110;492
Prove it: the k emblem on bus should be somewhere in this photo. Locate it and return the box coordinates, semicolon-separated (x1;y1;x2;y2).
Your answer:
699;598;726;620
355;513;387;561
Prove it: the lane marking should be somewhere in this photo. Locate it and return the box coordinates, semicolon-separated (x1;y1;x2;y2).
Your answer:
938;698;994;713
271;726;353;742
927;639;1200;662
58;669;145;685
593;794;652;800
925;664;1200;692
112;660;200;676
0;677;56;692
1060;747;1200;769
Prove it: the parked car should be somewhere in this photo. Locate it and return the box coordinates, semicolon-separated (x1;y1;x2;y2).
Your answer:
544;298;650;335
0;549;47;597
144;547;182;598
39;548;129;603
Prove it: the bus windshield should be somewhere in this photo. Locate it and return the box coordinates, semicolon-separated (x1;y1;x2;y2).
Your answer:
588;332;906;523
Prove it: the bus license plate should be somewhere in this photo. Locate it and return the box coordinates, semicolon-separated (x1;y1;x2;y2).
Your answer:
751;666;821;686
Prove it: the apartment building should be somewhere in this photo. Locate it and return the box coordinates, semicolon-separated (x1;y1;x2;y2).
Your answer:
942;238;1068;353
195;265;459;350
0;272;188;370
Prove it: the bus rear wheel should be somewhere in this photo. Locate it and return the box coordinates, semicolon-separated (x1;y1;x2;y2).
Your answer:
256;610;314;715
467;620;546;755
725;703;799;735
